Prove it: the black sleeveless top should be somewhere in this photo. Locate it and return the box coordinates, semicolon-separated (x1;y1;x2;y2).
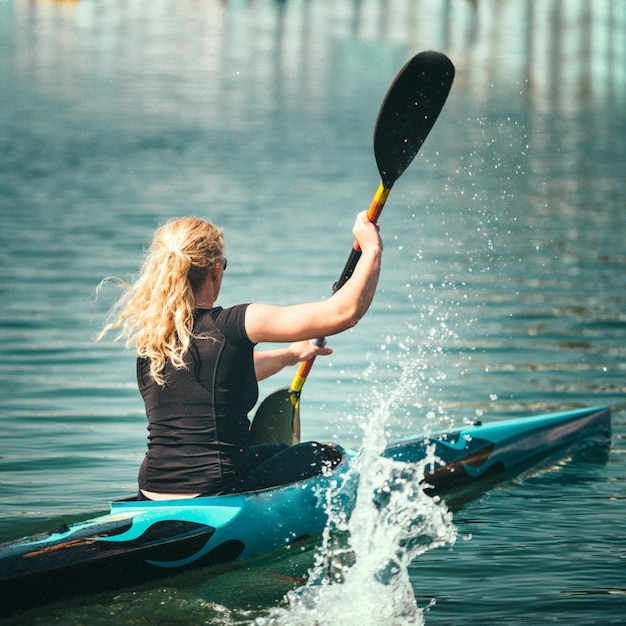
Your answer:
137;304;257;494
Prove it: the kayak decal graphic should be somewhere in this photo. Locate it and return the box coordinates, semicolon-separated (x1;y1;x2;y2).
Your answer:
427;436;500;487
90;519;216;566
146;538;245;568
12;517;135;550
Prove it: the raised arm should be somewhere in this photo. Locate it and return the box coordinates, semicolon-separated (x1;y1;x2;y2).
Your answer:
245;211;382;345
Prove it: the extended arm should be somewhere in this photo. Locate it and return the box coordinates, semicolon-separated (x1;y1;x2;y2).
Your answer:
253;340;332;381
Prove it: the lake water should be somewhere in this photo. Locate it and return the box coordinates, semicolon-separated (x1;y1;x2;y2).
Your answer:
1;0;625;624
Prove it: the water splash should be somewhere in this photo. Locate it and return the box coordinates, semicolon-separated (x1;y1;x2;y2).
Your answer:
255;364;457;626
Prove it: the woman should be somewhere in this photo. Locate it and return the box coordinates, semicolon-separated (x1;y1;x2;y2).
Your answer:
99;211;382;500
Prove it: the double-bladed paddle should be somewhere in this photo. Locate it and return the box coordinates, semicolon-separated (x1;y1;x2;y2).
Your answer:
250;51;455;446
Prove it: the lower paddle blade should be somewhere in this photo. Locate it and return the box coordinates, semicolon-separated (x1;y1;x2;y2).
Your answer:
374;51;455;189
250;388;299;446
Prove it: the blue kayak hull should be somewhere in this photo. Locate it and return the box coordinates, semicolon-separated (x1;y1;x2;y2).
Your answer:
0;406;611;615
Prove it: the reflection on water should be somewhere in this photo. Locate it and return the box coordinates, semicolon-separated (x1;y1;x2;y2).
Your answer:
1;1;625;625
9;0;626;113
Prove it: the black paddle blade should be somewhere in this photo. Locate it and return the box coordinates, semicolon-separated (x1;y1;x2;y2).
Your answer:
374;51;455;189
250;388;299;446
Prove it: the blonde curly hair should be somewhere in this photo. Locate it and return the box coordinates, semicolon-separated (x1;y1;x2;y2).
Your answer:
98;217;225;386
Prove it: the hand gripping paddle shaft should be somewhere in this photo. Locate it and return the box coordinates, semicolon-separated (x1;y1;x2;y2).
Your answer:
250;51;455;445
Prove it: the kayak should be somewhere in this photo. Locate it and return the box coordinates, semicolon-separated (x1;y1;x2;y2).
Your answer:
0;405;610;616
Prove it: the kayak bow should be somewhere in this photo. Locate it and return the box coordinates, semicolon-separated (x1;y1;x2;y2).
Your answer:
0;406;610;616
